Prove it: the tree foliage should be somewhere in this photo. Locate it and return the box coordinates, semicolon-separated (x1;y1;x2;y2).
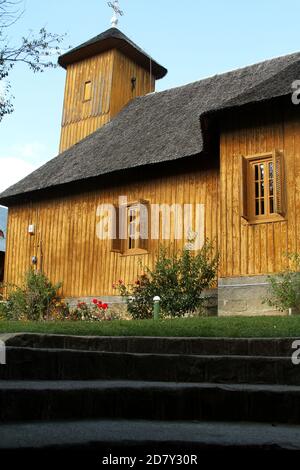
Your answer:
0;0;66;120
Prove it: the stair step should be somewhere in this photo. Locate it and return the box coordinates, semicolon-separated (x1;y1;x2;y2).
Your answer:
1;380;300;424
0;419;300;451
2;333;298;357
1;347;299;384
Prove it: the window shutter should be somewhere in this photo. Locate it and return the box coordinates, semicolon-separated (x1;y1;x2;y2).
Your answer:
139;200;150;251
240;155;248;219
273;150;285;216
111;205;122;253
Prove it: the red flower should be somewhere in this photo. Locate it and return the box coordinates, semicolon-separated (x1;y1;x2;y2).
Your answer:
92;299;98;305
102;303;108;310
118;279;123;285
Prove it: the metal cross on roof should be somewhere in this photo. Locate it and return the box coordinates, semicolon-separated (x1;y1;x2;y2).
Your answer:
108;0;124;28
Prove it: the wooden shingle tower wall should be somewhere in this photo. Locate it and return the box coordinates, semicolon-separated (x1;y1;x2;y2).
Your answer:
58;29;167;152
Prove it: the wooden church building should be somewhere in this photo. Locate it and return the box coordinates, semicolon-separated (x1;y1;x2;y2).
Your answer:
1;25;300;316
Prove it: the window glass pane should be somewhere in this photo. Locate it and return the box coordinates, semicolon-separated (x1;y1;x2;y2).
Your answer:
261;181;265;197
270;198;274;214
255;200;260;216
129;215;135;237
255;182;259;198
260;199;265;215
269;162;274;179
128;209;136;250
255;165;259;181
260;164;264;180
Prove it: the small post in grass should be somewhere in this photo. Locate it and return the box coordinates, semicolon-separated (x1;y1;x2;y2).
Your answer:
153;296;161;320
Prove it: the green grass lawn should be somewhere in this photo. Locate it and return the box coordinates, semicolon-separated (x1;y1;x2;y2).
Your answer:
0;316;300;337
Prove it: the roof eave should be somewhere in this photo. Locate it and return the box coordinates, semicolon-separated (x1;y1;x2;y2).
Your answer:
0;152;202;206
58;37;167;80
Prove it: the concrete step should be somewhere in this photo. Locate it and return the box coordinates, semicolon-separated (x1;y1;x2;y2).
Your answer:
2;333;298;357
1;380;300;424
0;419;300;452
1;347;299;385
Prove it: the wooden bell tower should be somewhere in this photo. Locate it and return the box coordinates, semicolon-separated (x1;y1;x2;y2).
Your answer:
58;28;167;153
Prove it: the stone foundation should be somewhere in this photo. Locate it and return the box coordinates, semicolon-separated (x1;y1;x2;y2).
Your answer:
201;289;218;316
65;278;284;317
65;290;218;318
218;275;286;316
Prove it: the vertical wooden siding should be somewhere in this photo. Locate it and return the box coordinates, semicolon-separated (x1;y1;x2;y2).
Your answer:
220;100;300;278
110;49;155;118
59;50;114;153
59;49;155;153
4;167;219;298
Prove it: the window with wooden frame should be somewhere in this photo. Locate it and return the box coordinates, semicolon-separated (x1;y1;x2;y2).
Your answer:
83;81;92;102
111;200;150;255
240;150;285;223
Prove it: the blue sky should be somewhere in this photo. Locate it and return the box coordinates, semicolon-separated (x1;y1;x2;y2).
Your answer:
1;0;300;192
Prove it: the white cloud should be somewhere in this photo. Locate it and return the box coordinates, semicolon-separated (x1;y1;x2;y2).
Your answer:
0;157;38;192
0;141;50;193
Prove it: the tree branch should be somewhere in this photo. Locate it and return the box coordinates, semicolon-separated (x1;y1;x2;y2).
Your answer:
0;1;68;120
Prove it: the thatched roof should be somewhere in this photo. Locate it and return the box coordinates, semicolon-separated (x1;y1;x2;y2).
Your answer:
1;50;300;205
58;28;167;80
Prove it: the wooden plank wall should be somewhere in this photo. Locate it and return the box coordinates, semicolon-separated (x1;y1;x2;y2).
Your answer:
220;100;300;278
59;49;155;153
4;166;219;298
110;49;155;118
59;50;114;153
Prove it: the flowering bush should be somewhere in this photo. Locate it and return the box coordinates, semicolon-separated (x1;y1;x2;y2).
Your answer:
0;270;114;322
58;298;112;322
114;242;218;319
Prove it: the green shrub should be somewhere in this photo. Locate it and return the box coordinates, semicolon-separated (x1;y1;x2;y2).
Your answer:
264;254;300;312
2;270;62;321
0;302;7;320
115;242;218;319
